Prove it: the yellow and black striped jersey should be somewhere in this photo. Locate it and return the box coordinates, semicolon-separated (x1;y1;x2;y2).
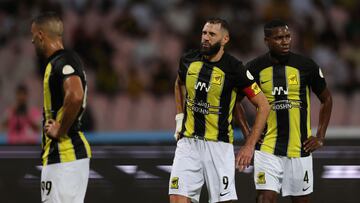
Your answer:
246;52;326;157
178;50;261;144
42;49;91;165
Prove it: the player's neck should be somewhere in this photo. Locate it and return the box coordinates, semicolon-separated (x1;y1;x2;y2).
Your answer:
45;40;64;59
206;49;224;62
269;50;290;64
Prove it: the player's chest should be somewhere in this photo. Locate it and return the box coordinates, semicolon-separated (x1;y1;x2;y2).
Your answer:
258;66;308;97
185;62;228;94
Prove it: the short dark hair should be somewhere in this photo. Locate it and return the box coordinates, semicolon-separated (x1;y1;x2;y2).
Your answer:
205;17;230;33
32;12;62;26
32;12;63;37
264;19;288;37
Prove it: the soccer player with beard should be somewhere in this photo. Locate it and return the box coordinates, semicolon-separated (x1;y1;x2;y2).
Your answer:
244;20;333;203
169;18;270;203
31;12;91;203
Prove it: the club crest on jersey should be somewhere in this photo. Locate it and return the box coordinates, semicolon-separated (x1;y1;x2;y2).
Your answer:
256;172;266;184
288;74;298;85
171;177;179;189
212;73;222;85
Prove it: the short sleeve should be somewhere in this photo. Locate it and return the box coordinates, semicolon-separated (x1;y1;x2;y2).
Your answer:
54;53;84;83
309;62;327;96
178;56;187;82
234;62;261;98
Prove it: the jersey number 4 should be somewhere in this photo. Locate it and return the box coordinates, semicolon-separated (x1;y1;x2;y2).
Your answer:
303;171;309;183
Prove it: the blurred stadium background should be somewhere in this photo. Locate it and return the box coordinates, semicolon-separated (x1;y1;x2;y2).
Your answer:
0;0;359;202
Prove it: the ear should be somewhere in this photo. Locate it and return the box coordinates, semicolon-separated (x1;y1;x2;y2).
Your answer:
38;30;45;41
222;33;230;46
264;37;269;47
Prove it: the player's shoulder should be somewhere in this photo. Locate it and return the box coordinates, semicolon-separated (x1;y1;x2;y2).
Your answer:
289;52;318;70
223;52;244;66
51;49;83;71
181;49;202;62
246;53;271;72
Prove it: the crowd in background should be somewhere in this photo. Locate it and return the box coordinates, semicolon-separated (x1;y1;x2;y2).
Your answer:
0;0;360;133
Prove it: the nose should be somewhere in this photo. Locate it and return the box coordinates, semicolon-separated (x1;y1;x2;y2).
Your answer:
202;33;210;41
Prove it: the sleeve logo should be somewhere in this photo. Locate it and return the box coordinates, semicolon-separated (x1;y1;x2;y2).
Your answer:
319;68;324;78
62;65;75;75
246;70;254;80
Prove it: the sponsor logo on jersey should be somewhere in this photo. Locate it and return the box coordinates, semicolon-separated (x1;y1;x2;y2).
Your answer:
186;99;221;115
272;86;288;95
194;81;211;92
270;100;301;110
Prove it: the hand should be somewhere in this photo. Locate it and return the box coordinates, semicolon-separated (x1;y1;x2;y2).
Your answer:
44;119;60;139
235;144;254;172
303;136;324;153
174;113;184;141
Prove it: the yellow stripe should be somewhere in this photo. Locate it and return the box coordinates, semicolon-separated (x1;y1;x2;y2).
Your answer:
42;63;53;165
227;90;237;143
43;63;53;120
286;66;301;157
54;107;76;162
41;135;52;166
306;87;311;138
258;67;277;154
79;131;92;158
205;67;224;141
184;61;203;136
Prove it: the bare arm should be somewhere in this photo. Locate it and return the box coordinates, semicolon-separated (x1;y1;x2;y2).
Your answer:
304;88;332;152
243;91;270;147
234;101;251;140
45;75;84;139
175;75;185;114
173;75;186;140
236;91;270;171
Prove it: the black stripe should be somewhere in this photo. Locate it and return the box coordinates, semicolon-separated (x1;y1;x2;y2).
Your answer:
217;74;231;143
70;131;88;159
193;64;212;137
273;65;289;156
179;93;188;138
299;72;310;157
47;140;60;164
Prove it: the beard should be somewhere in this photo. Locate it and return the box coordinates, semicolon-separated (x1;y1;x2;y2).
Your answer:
200;41;221;56
35;46;46;59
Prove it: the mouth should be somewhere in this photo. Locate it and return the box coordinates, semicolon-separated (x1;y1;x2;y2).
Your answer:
281;46;290;52
201;42;210;48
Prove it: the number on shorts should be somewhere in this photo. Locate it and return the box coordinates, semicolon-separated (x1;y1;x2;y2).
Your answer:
222;176;229;190
41;181;52;195
303;171;309;184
